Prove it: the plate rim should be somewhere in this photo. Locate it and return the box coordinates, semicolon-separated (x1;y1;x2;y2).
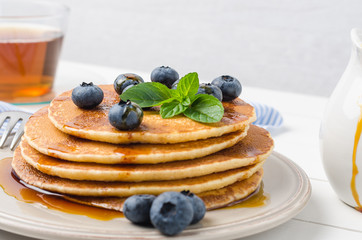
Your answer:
0;151;312;239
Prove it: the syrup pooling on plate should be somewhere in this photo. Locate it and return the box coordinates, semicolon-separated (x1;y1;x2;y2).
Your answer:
223;182;269;209
351;104;362;211
0;157;124;220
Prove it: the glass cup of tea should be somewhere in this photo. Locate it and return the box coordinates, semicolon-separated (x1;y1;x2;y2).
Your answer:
0;0;69;103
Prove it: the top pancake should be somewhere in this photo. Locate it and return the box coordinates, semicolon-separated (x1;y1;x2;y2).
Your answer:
48;85;256;144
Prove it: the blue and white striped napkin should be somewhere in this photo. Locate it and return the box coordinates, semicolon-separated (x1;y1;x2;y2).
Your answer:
0;101;21;113
0;100;283;133
247;100;283;130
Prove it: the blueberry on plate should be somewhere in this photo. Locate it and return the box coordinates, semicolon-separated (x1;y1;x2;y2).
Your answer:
71;82;104;109
150;191;193;236
181;190;206;224
108;100;143;130
114;73;144;95
197;83;223;102
151;66;179;88
123;194;156;224
211;75;242;101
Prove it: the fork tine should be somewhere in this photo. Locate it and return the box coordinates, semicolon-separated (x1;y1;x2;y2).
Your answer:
10;125;24;151
0;113;9;128
10;114;31;150
0;116;20;148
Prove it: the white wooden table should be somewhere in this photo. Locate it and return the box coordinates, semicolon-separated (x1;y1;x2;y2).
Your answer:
1;61;361;240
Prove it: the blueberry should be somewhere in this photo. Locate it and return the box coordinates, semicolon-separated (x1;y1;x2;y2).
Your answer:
211;75;242;101
151;66;179;88
123;194;156;224
114;73;144;95
108;100;143;130
150;191;193;236
122;84;134;93
171;79;179;90
71;82;104;109
197;83;223;102
181;190;206;224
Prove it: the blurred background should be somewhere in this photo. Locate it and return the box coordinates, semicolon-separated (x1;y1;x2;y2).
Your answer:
50;0;362;97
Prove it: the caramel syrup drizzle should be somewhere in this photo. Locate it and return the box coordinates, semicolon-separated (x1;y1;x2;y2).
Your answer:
351;104;362;211
0;158;123;221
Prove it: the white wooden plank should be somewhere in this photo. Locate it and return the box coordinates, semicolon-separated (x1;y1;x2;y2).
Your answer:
243;218;362;240
296;179;362;232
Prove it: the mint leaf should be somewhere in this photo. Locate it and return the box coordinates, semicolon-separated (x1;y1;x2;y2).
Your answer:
181;96;191;106
184;94;224;123
120;82;172;107
177;72;199;98
170;89;183;101
160;100;187;119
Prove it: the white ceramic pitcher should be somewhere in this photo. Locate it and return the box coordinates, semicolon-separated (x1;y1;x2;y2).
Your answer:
320;28;362;211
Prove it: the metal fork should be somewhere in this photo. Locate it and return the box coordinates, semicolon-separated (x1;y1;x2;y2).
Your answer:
0;111;32;151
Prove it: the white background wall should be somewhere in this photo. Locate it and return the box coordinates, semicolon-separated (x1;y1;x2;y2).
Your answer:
51;0;362;97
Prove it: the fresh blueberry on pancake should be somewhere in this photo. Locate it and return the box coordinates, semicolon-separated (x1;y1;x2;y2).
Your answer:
113;73;144;95
197;83;223;102
181;190;206;224
150;191;193;236
108;100;143;130
123;194;156;224
71;82;104;109
212;75;242;101
151;66;179;88
171;79;179;89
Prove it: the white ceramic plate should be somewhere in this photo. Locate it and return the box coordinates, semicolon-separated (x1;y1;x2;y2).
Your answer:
0;151;311;240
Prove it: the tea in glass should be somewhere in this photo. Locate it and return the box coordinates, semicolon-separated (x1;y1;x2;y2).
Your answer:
0;0;69;102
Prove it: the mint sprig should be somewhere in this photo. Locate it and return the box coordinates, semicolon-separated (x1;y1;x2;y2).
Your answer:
177;72;199;97
160;100;187;119
184;94;224;123
119;82;173;107
120;72;224;123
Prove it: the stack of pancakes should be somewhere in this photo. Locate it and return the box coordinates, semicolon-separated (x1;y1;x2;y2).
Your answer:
12;85;274;211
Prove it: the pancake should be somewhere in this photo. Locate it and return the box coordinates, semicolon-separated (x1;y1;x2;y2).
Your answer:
24;107;249;164
48;85;256;144
62;170;263;211
20;125;273;181
12;148;264;197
